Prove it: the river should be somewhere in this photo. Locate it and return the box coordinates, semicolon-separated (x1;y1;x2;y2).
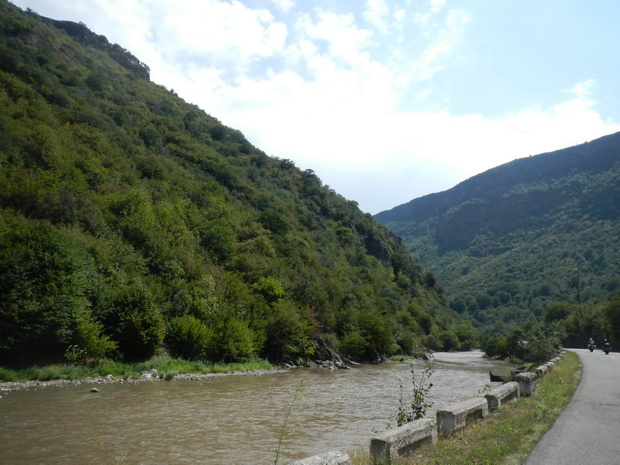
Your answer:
0;351;509;464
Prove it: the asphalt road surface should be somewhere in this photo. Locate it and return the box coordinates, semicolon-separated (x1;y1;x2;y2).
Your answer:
523;348;620;465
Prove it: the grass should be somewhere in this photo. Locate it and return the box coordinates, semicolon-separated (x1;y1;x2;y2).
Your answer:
0;356;276;382
350;351;581;465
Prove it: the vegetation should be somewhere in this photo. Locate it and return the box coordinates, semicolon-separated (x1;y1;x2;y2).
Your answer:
350;351;581;465
0;355;274;382
376;132;620;347
0;1;475;370
394;362;434;427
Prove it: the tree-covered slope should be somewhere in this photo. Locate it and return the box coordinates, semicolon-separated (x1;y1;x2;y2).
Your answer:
0;1;475;367
375;131;620;336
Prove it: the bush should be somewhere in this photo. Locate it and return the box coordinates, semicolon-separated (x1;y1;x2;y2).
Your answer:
166;315;213;361
104;284;165;360
210;318;256;362
74;320;118;364
262;300;312;361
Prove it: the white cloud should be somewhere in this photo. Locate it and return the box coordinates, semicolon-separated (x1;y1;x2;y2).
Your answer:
150;0;287;74
402;6;470;84
268;0;294;13
296;9;372;66
568;79;597;100
413;0;446;28
363;0;391;34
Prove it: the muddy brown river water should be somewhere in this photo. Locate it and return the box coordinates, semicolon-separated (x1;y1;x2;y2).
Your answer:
0;351;509;464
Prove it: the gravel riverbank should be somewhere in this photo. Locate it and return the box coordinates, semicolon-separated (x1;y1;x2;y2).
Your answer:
0;368;289;393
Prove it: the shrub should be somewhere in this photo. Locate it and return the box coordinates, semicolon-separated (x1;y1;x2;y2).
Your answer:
105;284;165;360
262;300;312;361
74;320;118;364
166;315;213;361
395;362;434;427
210;318;256;362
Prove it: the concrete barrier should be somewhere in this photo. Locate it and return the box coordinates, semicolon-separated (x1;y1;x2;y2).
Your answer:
514;371;537;396
436;397;488;437
484;381;519;411
287;451;350;465
535;365;548;378
369;418;437;463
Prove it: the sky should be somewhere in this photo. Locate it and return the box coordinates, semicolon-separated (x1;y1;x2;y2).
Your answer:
10;0;620;214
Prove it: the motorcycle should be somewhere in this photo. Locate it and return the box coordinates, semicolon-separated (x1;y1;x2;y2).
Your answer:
603;343;611;355
588;342;596;352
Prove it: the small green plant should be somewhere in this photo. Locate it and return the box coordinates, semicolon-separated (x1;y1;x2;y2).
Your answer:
64;344;88;365
477;384;492;396
395;362;434;427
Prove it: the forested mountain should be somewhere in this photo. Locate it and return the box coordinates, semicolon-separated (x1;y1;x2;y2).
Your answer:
0;1;477;367
375;131;620;337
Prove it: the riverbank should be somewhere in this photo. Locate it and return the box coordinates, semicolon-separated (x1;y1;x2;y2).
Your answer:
0;368;290;393
0;352;424;393
0;355;284;392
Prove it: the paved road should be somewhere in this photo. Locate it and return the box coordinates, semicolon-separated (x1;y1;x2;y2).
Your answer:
523;348;620;465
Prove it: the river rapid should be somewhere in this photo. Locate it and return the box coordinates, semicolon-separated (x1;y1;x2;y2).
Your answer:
0;351;509;464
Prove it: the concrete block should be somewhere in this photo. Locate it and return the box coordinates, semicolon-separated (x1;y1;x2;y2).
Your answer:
551;356;562;364
484;382;519;411
287;451;350;465
535;365;548;378
514;371;537;396
436;397;488;437
370;418;437;463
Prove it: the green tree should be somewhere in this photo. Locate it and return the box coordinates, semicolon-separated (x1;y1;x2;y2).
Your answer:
252;277;285;304
263;300;312;362
0;218;94;365
602;293;620;342
454;322;479;350
166;315;213;361
73;320;118;364
210;318;256;362
200;221;237;265
439;330;460;351
104;284;165;360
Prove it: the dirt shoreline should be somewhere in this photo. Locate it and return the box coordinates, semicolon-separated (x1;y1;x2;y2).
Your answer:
0;368;289;393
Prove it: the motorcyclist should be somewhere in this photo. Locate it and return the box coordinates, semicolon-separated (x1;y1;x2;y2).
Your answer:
603;339;611;354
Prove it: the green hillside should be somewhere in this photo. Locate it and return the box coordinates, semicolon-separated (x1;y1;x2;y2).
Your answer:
0;1;476;368
376;132;620;337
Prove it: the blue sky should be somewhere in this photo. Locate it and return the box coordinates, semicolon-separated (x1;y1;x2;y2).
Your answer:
11;0;620;213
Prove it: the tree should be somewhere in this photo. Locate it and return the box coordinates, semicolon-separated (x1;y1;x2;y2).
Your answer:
0;219;95;365
72;320;118;364
166;315;213;361
104;283;165;360
262;300;312;362
210;318;256;362
602;293;620;342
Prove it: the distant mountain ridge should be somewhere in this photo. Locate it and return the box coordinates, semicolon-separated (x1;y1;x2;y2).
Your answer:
375;132;620;334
